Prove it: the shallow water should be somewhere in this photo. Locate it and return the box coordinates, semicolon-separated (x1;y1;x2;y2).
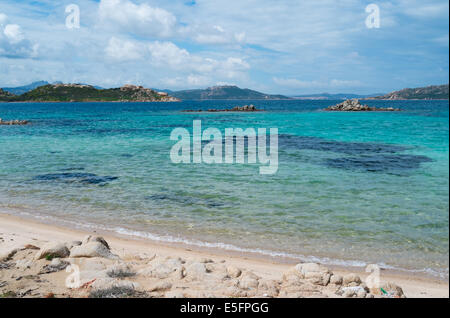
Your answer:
0;100;448;278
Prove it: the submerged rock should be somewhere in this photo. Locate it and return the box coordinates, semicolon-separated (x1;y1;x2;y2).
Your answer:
182;104;263;112
0;118;30;125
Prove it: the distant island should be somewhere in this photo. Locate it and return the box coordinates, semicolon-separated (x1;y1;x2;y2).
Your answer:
0;84;179;102
367;84;449;100
168;85;290;100
1;83;290;101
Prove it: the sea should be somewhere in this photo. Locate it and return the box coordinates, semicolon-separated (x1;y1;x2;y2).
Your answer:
0;99;448;279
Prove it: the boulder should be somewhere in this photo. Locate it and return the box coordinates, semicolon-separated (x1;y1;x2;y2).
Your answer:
294;263;331;286
35;242;70;260
226;265;242;278
330;274;343;285
138;258;184;279
66;241;82;250
70;242;118;259
185;262;208;281
343;273;361;286
39;258;70;274
82;236;110;249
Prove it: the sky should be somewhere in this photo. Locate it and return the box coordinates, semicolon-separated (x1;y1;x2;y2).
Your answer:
0;0;448;95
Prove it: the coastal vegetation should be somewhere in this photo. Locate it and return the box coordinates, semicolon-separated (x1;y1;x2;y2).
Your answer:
0;84;179;102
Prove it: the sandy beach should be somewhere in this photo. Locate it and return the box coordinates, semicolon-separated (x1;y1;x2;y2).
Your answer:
0;212;447;298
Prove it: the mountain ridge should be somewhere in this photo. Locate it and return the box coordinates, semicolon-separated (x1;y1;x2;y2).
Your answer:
367;84;449;100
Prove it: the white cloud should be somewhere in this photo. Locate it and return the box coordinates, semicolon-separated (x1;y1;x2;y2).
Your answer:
400;0;449;19
4;24;24;43
105;37;145;61
330;79;361;87
273;77;361;89
0;13;7;25
98;0;177;37
148;41;190;67
147;40;249;78
0;15;38;58
273;77;322;88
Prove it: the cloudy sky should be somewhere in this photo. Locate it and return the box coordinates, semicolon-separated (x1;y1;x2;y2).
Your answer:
0;0;448;94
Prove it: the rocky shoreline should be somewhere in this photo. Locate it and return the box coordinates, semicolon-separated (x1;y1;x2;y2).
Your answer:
182;104;263;112
0;232;407;298
325;99;401;112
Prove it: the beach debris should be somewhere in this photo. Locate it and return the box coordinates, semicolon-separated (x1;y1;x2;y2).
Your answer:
34;242;70;260
325;99;401;111
377;282;405;298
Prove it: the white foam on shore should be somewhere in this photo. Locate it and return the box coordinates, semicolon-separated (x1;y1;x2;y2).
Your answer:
4;209;449;280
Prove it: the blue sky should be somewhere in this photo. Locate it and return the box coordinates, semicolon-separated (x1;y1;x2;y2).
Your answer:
0;0;448;94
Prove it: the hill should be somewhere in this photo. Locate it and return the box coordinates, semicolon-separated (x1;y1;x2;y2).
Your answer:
6;84;179;102
369;84;449;100
0;88;15;102
170;85;291;100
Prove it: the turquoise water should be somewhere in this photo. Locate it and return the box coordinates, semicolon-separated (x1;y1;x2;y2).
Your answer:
0;100;448;277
